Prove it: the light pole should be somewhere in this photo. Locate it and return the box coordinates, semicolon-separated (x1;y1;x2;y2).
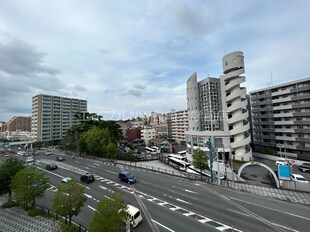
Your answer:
278;144;284;158
206;137;213;182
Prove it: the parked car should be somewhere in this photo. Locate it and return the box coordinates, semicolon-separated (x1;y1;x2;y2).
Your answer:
291;174;309;183
80;173;95;184
299;163;310;173
45;164;58;171
26;157;34;163
60;177;72;184
275;158;288;166
118;171;136;184
56;156;65;161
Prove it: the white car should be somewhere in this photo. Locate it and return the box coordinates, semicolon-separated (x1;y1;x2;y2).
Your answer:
275;158;288;166
60;177;72;184
291;174;309;183
26;157;34;163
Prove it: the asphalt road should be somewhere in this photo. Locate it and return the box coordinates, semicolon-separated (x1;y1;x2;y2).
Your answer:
1;151;310;232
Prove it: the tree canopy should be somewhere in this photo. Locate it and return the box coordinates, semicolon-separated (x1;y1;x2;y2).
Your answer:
52;178;87;227
192;149;209;178
0;157;25;202
11;166;49;208
63;112;122;158
90;193;127;232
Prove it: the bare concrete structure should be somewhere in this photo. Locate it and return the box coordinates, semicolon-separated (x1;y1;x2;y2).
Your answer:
186;51;252;161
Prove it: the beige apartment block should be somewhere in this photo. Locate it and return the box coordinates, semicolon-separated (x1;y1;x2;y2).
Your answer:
32;94;87;142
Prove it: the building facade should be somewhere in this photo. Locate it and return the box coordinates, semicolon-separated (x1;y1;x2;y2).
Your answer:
186;51;252;161
167;110;188;143
2;116;31;132
250;77;310;161
32;94;87;142
140;127;156;145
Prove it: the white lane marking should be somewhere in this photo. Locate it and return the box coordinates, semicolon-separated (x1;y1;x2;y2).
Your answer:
152;219;175;232
228;208;250;217
231;197;310;221
99;185;107;190
176;198;191;205
87;205;97;211
94;163;101;167
85;167;90;169
270;222;300;232
184;189;198;194
84;193;93;199
104;169;117;174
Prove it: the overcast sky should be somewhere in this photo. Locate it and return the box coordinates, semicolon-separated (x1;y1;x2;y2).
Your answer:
0;0;309;122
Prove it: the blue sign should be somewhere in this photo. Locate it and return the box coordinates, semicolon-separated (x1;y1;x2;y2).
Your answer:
278;165;291;180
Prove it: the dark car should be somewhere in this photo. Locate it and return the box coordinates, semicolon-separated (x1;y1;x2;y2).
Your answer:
118;171;136;184
56;156;65;161
46;164;58;170
299;163;310;172
80;173;95;184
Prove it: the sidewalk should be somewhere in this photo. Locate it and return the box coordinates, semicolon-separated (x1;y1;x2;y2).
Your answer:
0;195;61;232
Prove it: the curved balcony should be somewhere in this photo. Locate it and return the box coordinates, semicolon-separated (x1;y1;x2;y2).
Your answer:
231;135;251;149
230;123;250;136
227;111;249;125
225;76;245;91
226;88;247;102
226;99;247;113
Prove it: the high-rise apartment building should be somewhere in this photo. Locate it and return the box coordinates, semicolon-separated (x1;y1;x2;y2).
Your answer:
32;94;87;142
186;51;252;161
250;77;310;161
167;110;189;142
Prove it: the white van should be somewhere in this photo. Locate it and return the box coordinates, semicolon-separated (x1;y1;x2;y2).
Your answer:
126;204;142;228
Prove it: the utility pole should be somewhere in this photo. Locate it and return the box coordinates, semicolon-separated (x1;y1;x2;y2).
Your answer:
207;137;213;182
217;148;220;185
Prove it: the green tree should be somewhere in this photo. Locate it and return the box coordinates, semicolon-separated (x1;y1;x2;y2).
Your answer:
106;142;118;161
90;193;127;232
0;157;25;202
52;178;87;227
11;166;49;208
192;149;209;179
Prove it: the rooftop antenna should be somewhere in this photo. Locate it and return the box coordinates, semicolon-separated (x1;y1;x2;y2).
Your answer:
270;71;273;86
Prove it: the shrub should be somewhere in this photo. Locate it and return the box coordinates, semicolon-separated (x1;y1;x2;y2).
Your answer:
1;201;17;208
27;207;42;217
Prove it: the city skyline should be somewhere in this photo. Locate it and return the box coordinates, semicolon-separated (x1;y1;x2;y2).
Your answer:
1;1;310;122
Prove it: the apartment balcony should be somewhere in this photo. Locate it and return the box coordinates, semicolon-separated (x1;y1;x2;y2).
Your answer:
272;96;292;104
273;105;292;110
230;135;251;149
271;89;291;97
227;111;248;124
225;76;245;91
273;112;293;118
226;88;246;102
274;128;295;133
230;123;250;136
274;121;294;125
275;136;296;141
226;99;247;113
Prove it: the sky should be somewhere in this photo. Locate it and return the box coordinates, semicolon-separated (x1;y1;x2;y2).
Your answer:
0;0;309;122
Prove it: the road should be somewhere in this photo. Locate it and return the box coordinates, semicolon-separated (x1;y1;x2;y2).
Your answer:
1;151;310;231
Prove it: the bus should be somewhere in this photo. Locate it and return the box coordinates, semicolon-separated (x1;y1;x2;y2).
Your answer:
168;154;187;161
177;150;187;156
168;156;190;171
151;146;161;154
145;147;157;154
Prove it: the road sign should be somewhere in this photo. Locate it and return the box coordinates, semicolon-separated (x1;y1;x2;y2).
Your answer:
278;165;291;180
